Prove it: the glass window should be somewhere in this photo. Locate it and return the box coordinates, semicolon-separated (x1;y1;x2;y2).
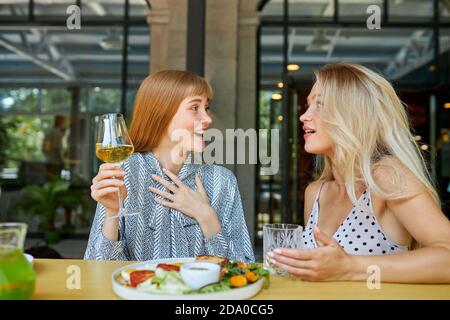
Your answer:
260;27;283;89
339;0;383;21
441;0;450;21
0;4;150;239
260;26;436;88
262;0;283;17
0;0;28;16
0;114;53;175
79;87;89;113
289;0;335;20
89;87;121;114
129;0;150;17
0;88;40;113
128;26;150;86
126;26;150;119
440;28;450;60
34;0;75;17
126;89;137;121
0;26;125;84
41;89;71;113
15;0;151;21
78;0;147;18
389;0;433;22
256;83;285;239
262;0;335;21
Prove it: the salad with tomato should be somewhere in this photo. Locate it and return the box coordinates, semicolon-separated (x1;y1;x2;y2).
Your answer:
115;256;270;295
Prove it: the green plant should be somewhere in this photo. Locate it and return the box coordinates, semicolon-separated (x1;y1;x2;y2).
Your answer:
0;118;16;169
16;178;82;232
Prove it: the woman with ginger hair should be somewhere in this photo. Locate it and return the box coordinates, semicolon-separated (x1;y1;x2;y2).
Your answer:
85;70;254;262
269;63;450;283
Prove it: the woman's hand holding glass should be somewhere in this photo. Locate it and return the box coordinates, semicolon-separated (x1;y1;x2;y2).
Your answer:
94;113;139;219
149;168;221;237
90;163;127;217
268;226;355;281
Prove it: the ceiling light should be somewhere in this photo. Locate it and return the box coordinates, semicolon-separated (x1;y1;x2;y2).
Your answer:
287;64;300;71
271;93;282;100
277;82;284;88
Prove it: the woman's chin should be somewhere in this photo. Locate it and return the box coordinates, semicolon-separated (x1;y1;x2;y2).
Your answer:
304;144;325;155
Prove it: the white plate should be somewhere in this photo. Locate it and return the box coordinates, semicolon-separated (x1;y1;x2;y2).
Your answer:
112;258;264;300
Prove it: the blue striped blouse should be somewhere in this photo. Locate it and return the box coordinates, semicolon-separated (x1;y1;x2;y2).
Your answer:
84;152;255;262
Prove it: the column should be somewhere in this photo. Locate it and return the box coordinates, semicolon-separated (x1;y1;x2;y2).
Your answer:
146;0;187;72
236;0;261;246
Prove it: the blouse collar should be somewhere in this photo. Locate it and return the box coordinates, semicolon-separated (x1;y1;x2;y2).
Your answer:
142;151;202;181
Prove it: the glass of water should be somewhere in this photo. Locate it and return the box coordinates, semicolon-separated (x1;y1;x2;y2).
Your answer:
263;223;303;275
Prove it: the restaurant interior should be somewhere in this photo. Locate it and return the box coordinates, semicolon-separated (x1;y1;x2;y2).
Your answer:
0;0;449;260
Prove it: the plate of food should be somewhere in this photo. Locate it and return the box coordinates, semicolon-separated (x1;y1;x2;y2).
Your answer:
112;255;269;300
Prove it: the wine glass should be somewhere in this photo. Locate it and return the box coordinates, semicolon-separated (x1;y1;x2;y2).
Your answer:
95;113;138;218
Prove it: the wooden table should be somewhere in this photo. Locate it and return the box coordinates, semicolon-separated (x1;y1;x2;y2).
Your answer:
32;259;450;300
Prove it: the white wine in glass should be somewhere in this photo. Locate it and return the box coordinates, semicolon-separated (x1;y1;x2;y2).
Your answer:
95;144;134;164
95;113;138;218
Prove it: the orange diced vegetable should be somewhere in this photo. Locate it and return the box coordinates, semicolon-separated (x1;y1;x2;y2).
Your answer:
237;262;250;270
245;271;259;283
229;275;247;288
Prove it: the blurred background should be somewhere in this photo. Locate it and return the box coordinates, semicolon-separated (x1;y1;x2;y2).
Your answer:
0;0;449;258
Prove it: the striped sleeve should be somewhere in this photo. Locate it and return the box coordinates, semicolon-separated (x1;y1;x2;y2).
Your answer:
204;171;255;263
83;203;129;261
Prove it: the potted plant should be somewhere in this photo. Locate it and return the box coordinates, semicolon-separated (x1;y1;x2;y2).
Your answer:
0;118;16;200
16;178;81;244
61;174;90;233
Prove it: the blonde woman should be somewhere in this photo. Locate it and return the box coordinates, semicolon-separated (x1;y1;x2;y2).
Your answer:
85;70;254;262
269;63;450;283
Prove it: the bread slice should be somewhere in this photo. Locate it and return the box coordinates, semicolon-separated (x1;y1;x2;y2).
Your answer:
195;255;230;266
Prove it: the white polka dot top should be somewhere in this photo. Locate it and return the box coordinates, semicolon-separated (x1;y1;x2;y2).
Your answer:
302;182;409;255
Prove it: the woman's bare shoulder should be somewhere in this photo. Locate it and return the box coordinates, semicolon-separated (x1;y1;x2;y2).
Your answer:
372;156;425;198
303;180;323;223
305;180;323;197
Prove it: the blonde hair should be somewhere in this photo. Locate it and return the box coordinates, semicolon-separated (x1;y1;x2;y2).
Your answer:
313;62;440;207
129;70;213;152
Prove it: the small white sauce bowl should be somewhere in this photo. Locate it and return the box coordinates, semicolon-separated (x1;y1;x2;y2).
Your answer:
180;262;220;290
